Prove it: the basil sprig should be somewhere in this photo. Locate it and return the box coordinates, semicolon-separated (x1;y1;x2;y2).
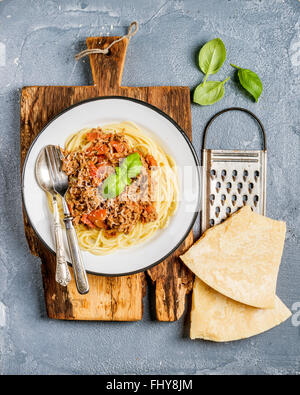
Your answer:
193;38;264;105
199;38;226;83
102;152;142;199
193;78;230;106
231;64;263;102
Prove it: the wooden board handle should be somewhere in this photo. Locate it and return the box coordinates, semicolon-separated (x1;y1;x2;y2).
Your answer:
87;36;128;93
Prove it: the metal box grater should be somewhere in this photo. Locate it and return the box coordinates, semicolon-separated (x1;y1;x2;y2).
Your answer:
201;108;267;233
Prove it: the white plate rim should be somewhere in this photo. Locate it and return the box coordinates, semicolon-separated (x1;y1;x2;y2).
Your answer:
21;96;201;276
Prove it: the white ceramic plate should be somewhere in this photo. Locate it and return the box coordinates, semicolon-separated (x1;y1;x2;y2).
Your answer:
22;97;200;276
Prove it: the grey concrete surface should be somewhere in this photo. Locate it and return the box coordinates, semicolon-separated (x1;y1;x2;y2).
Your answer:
0;0;299;375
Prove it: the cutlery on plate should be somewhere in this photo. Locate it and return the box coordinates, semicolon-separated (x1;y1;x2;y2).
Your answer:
45;145;90;295
35;148;71;287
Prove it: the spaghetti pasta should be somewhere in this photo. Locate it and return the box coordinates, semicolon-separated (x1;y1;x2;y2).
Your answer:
49;122;178;255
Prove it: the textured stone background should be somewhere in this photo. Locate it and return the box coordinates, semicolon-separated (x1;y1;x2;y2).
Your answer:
0;0;299;375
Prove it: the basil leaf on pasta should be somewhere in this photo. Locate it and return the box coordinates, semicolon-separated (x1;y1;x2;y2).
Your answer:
102;172;126;199
102;152;142;198
121;152;142;179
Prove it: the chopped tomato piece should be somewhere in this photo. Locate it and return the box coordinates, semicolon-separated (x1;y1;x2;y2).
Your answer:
81;214;96;228
85;147;93;154
94;143;109;154
88;209;107;222
145;204;155;214
96;155;106;163
111;140;125;153
88;161;98;178
86;143;109;156
86;131;101;142
87;209;107;229
146;154;157;167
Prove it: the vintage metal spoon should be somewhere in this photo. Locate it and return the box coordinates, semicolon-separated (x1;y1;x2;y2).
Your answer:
45;145;89;295
35;148;71;287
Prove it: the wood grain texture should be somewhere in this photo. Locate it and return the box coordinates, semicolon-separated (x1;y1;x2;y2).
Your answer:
20;35;193;321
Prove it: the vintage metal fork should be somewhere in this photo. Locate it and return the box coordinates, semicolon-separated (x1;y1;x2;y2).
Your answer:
45;145;89;295
35;148;71;287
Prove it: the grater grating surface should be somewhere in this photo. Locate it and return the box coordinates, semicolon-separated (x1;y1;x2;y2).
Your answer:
201;108;267;233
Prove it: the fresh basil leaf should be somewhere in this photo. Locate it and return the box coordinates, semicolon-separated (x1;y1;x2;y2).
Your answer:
102;174;118;199
199;38;226;76
231;64;263;102
121;152;142;179
193;77;230;106
124;168;132;185
102;173;126;199
102;152;142;198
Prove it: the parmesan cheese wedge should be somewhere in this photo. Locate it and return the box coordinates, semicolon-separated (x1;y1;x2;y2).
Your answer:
180;206;286;309
190;277;291;342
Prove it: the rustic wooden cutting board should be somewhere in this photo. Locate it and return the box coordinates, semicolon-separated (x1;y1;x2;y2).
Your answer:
20;35;194;321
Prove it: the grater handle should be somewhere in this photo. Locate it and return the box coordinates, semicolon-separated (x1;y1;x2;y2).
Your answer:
202;107;267;151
